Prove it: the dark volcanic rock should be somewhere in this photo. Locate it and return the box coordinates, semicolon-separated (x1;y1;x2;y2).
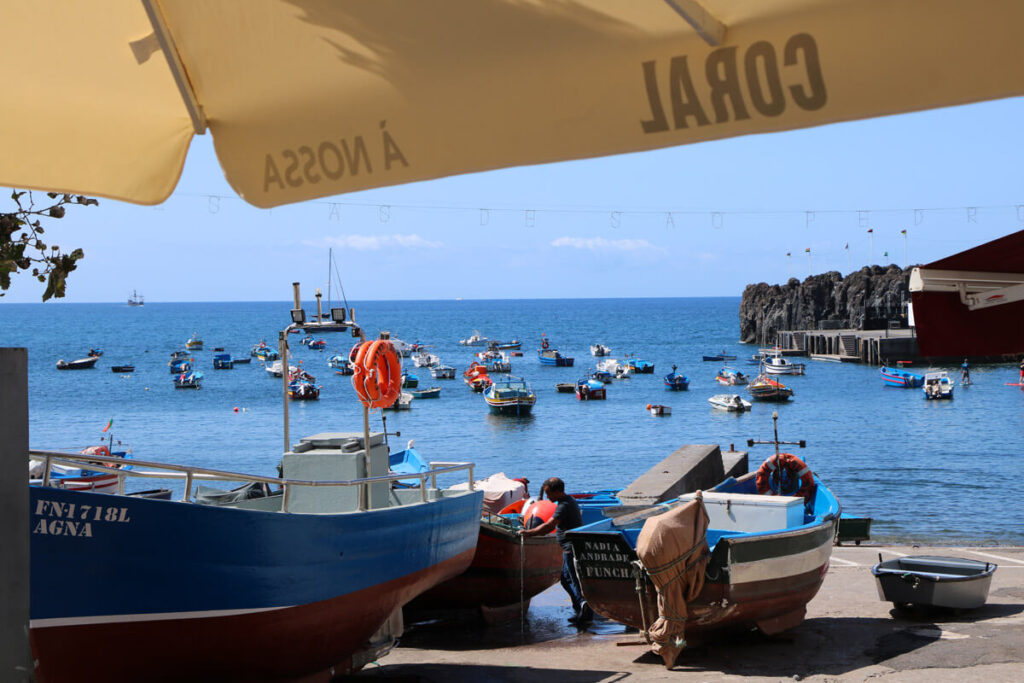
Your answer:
739;265;913;343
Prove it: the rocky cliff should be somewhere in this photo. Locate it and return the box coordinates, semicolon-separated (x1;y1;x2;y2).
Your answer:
739;265;914;344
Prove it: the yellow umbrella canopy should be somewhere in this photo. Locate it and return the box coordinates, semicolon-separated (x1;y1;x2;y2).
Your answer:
4;0;1024;208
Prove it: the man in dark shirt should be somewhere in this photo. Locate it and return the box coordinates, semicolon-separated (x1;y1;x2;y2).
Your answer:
519;477;592;624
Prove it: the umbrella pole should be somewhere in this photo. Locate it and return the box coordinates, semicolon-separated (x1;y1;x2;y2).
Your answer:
280;331;289;453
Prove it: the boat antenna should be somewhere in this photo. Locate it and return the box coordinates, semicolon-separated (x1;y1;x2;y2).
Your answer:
379;413;401;450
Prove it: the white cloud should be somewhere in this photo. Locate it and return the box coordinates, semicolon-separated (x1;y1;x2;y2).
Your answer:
550;236;661;252
308;234;443;250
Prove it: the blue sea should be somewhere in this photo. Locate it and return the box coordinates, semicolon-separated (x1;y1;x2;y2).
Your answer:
3;297;1021;545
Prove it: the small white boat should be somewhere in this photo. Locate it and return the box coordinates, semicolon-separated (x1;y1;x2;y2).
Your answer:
383;392;413;411
459;330;489;346
596;358;632;378
412;349;440;368
265;360;298;378
590;344;611;357
647;404;671;416
709;394;752;412
431;365;456;379
764;354;806;375
923;371;955;399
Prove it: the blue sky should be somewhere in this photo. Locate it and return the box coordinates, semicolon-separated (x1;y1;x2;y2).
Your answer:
5;96;1024;303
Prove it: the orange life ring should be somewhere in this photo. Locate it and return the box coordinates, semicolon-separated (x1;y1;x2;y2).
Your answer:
541;339;550;350
498;499;526;515
523;499;556;530
756;453;816;499
351;340;402;409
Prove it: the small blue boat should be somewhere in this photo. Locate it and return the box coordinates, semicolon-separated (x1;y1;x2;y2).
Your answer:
575;378;606;400
664;365;690;390
538;349;574;367
625;358;655;374
251;341;280;362
588;370;613;384
880;365;924;388
212;353;234;370
401;373;419;388
173;370;203;389
408;387;441;399
170;359;192;374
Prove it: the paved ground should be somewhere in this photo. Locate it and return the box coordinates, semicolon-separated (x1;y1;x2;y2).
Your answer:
343;545;1024;683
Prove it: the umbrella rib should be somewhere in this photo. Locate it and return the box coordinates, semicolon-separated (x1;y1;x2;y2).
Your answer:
141;0;207;134
662;0;727;47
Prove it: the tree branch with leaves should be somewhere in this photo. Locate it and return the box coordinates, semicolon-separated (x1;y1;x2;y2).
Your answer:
1;190;97;300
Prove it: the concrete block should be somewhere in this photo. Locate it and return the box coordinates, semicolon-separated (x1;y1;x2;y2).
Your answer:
617;444;724;506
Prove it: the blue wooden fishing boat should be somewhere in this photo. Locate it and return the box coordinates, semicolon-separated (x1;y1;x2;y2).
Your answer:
484;376;537;415
538;349;574;366
703;350;738;362
880;365;924;387
185;334;204;350
173;370;203;389
575;378;606;400
169;358;192;374
431;364;456;379
664;365;690;390
401;373;419;388
251;341;280;362
27;432;483;681
568;422;838;667
408;387;441;399
715;367;749;386
589;369;614;384
212;353;234;370
624;357;655;374
288;379;320;400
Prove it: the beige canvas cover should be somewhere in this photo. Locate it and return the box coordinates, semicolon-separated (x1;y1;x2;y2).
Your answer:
636;497;710;666
4;1;1024;207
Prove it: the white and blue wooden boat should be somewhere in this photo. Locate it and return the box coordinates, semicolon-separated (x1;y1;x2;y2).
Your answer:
251;341;280;362
169;358;192;374
589;369;614;384
664;365;690;390
328;354;354;375
747;375;793;402
288;379;320;400
430;364;456;379
173;370;203;389
923;371;954;399
880;365;924;387
27;433;482;681
212;353;234;370
872;555;995;610
715;367;749;386
408;386;441;399
538;349;574;367
625;357;655;374
401;372;419;389
484;376;537;415
575;378;606;400
568;454;840;655
702;350;737;362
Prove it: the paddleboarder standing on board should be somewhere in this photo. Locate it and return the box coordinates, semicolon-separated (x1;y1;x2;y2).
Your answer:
519;477;593;625
1019;358;1024;383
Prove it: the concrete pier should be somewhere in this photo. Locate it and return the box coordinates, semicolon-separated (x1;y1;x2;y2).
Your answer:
775;328;920;365
347;544;1024;682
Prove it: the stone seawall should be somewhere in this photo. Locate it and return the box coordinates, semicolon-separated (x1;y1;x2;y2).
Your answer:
739;265;913;344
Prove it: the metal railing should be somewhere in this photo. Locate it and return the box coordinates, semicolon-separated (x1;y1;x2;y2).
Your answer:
29;449;474;513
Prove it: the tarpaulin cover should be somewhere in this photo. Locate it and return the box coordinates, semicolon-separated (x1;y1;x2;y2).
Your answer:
448;472;525;514
635;498;710;664
912;229;1024;357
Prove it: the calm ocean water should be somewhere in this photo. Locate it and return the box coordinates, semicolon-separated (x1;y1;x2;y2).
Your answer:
3;297;1021;545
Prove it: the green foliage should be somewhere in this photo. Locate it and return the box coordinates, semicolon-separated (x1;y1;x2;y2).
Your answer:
0;190;95;301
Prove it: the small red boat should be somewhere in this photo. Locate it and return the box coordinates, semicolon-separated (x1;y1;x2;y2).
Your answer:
406;515;561;612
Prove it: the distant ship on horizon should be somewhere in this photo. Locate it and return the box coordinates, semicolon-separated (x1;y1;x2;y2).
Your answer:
127;290;144;306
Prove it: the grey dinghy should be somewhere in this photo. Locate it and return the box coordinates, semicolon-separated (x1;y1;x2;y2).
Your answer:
872;555;996;610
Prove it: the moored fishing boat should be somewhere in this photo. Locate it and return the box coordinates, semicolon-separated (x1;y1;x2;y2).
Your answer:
708;394;751;411
288;379;320;400
408;386;441;399
923;371;954;399
27;432;483;681
590;343;611;357
431;364;456;379
702;350;737;362
588;369;613;384
463;363;493;392
401;372;418;388
251;341;280;361
212;353;234;370
169;358;192;374
328;353;354;374
715;367;748;386
575;377;606;400
538;348;574;367
624;356;655;374
747;375;794;401
110;364;135;373
490;339;521;350
880;364;924;387
459;330;489;346
185;333;204;350
556;382;576;393
173;370;203;389
55;356;99;370
763;353;806;375
484;376;536;415
568;417;839;667
663;365;689;390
